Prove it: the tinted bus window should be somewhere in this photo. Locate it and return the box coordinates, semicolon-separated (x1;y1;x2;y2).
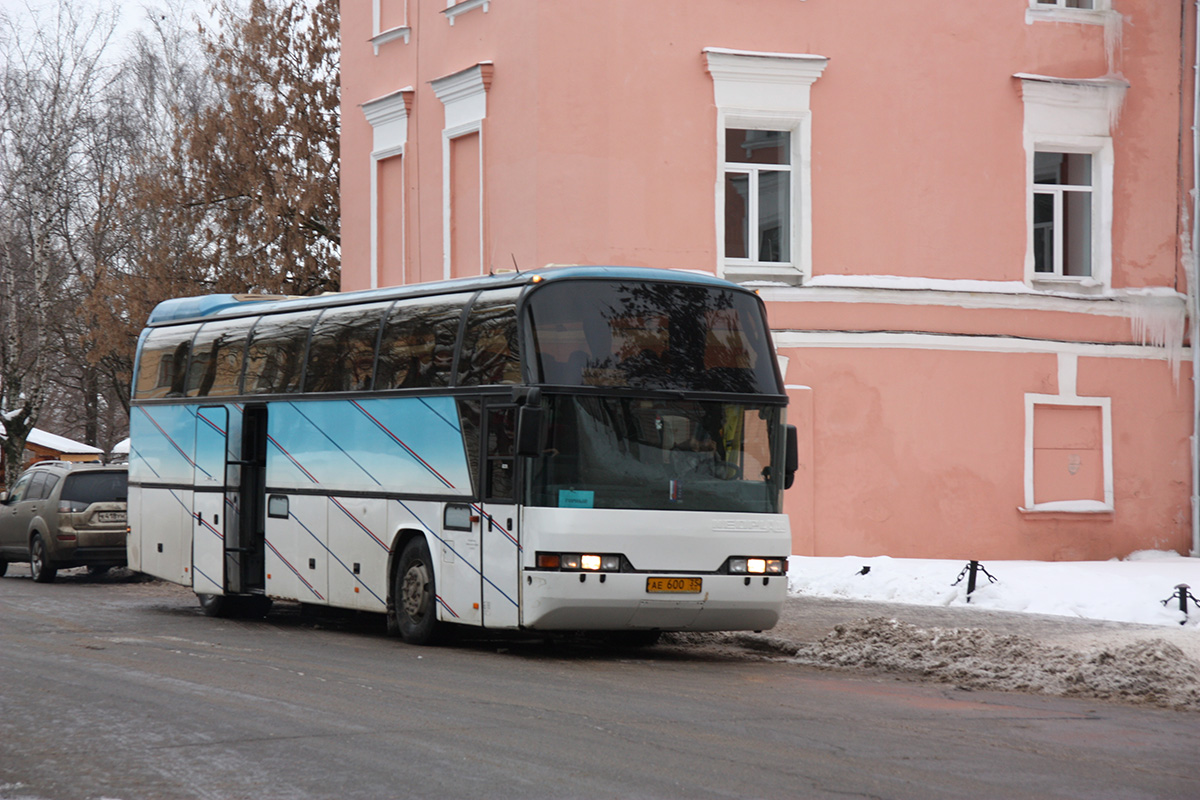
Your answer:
376;296;467;390
187;318;251;397
135;325;199;399
458;289;522;386
243;310;322;394
527;280;779;394
304;302;389;393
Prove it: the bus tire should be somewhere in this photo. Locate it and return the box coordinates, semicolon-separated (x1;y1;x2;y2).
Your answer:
394;537;439;645
30;534;57;583
198;593;232;617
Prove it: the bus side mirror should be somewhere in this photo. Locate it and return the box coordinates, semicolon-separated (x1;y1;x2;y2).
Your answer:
516;405;545;457
784;425;798;490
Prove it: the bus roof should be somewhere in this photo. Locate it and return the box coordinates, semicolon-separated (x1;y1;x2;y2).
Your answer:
144;267;750;327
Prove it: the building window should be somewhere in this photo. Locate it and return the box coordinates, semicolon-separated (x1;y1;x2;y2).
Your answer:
1035;0;1095;8
705;48;827;286
724;129;792;264
371;0;410;52
362;89;413;288
433;63;492;280
1026;0;1114;25
1017;74;1126;292
1032;151;1092;278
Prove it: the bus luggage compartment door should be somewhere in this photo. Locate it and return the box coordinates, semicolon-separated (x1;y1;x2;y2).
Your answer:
192;406;229;594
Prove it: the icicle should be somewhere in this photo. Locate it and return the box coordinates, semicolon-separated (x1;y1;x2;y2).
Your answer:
1128;299;1187;384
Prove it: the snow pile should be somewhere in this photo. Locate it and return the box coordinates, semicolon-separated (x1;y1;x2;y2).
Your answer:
787;551;1200;627
782;618;1200;710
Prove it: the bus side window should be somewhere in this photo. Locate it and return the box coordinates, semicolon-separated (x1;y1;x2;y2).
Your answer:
458;289;522;386
187;319;249;397
304;302;389;393
133;325;199;400
243;310;321;395
376;296;466;390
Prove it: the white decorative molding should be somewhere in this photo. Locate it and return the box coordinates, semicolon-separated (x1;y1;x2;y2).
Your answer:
433;64;493;280
371;26;410;54
444;0;489;26
362;89;414;289
704;48;828;286
371;0;410;53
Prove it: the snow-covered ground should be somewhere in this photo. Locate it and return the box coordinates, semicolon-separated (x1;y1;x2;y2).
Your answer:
773;551;1200;709
787;550;1200;628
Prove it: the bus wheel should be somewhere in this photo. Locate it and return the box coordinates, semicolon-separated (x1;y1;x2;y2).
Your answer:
29;535;57;583
198;593;233;617
394;538;438;645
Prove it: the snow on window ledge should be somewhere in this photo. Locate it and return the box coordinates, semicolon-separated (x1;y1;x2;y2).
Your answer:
1019;500;1114;514
444;0;488;25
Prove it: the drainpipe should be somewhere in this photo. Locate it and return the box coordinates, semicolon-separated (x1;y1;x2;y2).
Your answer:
1192;0;1200;556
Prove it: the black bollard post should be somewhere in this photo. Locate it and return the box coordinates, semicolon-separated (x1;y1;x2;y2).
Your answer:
1176;584;1191;624
966;560;980;603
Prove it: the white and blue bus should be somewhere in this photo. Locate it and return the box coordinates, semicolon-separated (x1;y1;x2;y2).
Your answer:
128;267;797;644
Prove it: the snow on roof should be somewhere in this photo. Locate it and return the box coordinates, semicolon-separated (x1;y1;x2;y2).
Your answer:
0;419;104;455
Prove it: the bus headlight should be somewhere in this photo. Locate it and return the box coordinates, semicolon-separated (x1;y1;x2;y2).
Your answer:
536;552;622;572
728;557;786;575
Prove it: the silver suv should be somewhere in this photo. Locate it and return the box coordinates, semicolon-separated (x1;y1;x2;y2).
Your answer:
0;462;128;582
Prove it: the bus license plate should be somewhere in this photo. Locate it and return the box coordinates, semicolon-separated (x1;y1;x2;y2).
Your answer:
646;577;702;594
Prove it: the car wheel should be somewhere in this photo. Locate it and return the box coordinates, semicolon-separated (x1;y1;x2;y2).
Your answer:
0;558;7;578
393;537;439;645
29;534;57;583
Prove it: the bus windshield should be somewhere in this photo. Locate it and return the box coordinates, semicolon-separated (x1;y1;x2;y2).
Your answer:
527;395;784;514
527;280;780;394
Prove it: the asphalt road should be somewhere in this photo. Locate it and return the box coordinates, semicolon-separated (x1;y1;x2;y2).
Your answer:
1;568;1197;800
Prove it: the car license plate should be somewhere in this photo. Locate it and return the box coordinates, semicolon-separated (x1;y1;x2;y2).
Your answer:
98;512;126;523
646;577;702;594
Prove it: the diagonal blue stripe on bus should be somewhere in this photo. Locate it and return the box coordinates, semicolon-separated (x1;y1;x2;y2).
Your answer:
392;499;519;609
418;397;461;433
192;565;221;592
328;497;389;552
283;402;383;487
287;511;386;607
265;537;324;601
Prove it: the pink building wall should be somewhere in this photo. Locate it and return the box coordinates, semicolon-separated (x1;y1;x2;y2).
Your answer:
340;0;1195;561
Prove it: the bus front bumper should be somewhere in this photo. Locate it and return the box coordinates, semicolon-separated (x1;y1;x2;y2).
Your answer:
521;571;786;632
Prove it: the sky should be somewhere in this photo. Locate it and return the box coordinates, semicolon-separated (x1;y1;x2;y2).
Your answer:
788;550;1200;628
0;0;214;53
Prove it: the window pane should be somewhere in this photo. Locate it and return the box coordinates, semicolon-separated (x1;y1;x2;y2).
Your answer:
1063;189;1092;277
243;310;321;395
1033;191;1054;273
187;319;249;397
726;129;790;165
1034;151;1091;186
304;302;389;393
61;471;128;504
376;295;467;390
459;289;522;386
135;325;198;399
757;170;791;263
723;172;750;259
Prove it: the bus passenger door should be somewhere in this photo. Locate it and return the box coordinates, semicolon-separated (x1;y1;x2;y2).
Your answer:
479;402;521;629
192;406;229;595
229;404;268;595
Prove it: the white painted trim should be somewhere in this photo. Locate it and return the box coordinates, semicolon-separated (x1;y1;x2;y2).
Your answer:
371;0;410;52
705;49;828;286
362;89;413;290
757;281;1187;319
1023;390;1113;512
444;0;489;26
433;64;492;281
770;330;1188;362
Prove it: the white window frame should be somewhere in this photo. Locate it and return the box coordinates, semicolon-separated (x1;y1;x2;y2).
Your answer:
1017;74;1126;294
1031;147;1100;281
1026;0;1114;26
1022;354;1113;513
705;48;827;286
371;0;410;53
432;63;492;280
362;88;414;289
722;127;796;268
